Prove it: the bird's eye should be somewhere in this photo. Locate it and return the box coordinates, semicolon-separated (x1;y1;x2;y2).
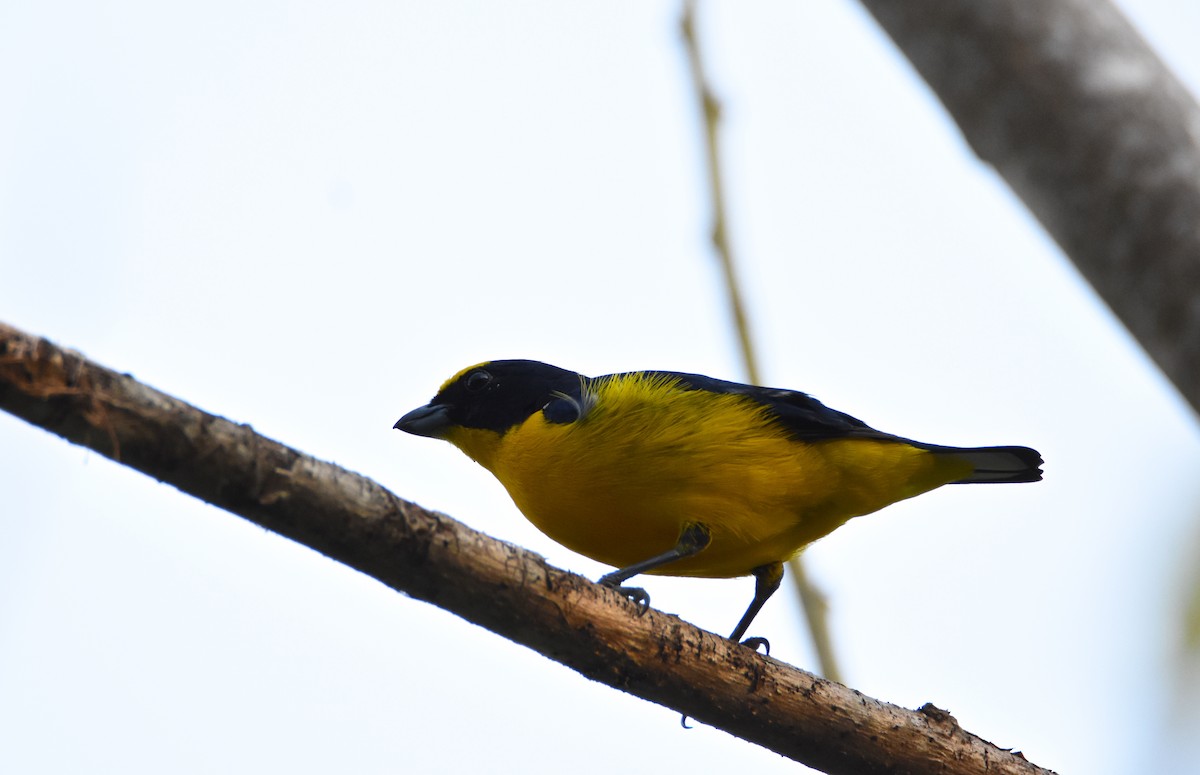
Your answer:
465;370;493;392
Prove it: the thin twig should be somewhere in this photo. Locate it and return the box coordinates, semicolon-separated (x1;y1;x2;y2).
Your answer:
679;0;842;683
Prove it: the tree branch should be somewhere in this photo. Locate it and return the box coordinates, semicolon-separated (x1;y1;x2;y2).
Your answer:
0;320;1053;775
856;0;1200;415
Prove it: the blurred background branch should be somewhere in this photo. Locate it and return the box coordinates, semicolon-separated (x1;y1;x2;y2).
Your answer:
680;0;843;684
857;0;1200;415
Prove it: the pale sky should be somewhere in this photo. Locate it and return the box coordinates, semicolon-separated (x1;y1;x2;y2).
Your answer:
3;2;1200;774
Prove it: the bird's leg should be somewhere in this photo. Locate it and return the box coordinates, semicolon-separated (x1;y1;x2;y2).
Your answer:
598;523;711;615
729;562;784;652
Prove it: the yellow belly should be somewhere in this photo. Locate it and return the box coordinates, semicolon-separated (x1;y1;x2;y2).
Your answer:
462;393;970;579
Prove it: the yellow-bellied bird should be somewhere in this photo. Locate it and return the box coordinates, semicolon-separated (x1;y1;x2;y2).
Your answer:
396;360;1042;646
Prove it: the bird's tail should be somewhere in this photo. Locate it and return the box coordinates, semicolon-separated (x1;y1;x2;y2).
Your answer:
920;444;1043;483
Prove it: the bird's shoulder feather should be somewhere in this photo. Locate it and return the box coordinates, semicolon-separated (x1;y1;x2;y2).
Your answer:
590;370;897;442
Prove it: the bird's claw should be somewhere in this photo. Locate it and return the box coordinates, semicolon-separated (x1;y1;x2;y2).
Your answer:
740;636;770;655
599;576;651;616
617;585;650;616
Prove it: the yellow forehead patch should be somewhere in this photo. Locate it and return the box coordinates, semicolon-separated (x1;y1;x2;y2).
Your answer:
439;361;492;393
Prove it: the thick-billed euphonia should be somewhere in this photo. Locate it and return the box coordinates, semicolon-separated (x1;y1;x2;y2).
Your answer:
395;360;1041;645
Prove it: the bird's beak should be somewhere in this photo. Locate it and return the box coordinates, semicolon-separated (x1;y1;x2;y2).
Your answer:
394;403;452;438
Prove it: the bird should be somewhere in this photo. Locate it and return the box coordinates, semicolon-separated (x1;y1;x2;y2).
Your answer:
395;359;1042;647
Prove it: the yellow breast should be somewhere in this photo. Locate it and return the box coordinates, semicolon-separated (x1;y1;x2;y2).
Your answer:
447;374;969;578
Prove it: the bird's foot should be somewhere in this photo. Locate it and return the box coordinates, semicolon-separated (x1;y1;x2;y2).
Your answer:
740;636;770;655
598;576;651;616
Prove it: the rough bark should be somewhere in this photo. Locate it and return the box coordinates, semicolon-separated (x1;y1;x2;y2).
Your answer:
0;320;1053;774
